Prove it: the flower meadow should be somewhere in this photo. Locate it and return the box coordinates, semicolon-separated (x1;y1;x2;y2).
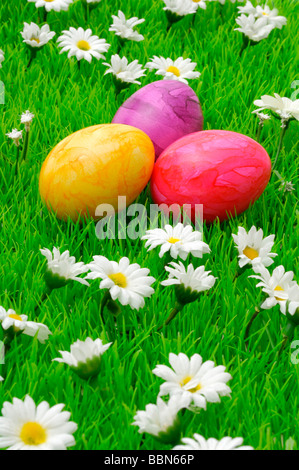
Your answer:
0;0;298;451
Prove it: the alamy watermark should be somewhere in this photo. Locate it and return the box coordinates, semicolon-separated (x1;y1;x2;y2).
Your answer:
0;81;4;105
95;197;204;240
0;341;4;364
290;340;299;365
291;80;299;101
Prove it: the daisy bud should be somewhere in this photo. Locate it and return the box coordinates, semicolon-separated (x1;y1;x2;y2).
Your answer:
109;10;145;43
40;247;89;290
132;395;190;445
53;337;112;380
162;261;216;305
173;433;254;450
162;0;198;24
21;110;35;132
6;128;23;147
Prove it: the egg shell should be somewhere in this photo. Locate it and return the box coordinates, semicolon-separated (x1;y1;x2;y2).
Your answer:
150;130;271;223
39;124;155;221
112;80;203;159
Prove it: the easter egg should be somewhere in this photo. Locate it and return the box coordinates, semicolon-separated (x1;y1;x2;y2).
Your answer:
112;80;203;159
150;130;271;223
39;124;155;221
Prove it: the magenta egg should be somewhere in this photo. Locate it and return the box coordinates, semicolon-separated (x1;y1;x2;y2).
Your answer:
112;80;203;159
150;130;272;223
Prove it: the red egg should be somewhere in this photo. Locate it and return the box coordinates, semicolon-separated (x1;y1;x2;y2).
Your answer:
150;130;271;223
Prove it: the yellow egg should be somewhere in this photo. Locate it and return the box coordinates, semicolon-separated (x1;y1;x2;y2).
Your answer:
39;124;155;221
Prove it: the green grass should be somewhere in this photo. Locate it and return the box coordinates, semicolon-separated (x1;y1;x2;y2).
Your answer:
0;0;298;450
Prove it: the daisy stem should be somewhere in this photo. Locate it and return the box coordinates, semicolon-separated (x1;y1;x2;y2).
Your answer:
278;321;296;358
14;146;20;176
272;122;289;170
239;36;250;57
117;38;126;55
34;287;52;313
21;129;30;163
158;302;184;330
26;49;37;69
1;335;13;378
232;265;245;282
43;9;48;23
256;122;263;143
100;290;111;322
244;306;260;346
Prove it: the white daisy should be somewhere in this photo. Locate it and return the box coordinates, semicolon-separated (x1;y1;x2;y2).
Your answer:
161;261;216;304
173;434;254;450
210;0;243;4
0;307;27;333
21;23;55;48
28;0;73;12
255;5;287;29
132;395;190;444
238;2;287;29
40;247;89;288
103;54;146;85
0;307;51;343
21;321;52;344
250;265;298;314
20;110;35;132
145;56;200;84
0;49;4;68
86;256;155;311
253;94;299;122
57;27;110;63
235;14;275;42
286;285;299;320
142;223;210;260
232;226;277;269
153;353;232;410
237;1;258;15
162;0;198;16
53;337;112;379
109;10;145;42
6;129;23;147
0;395;77;450
191;0;207;9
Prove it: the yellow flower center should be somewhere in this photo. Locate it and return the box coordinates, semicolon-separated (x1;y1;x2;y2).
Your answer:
166;66;181;77
180;375;201;393
77;40;91;51
192;0;201;2
20;422;47;446
274;285;285;301
243;246;259;260
168;237;180;244
31;37;40;44
8;313;23;321
262;11;268;16
108;272;127;288
45;0;54;2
